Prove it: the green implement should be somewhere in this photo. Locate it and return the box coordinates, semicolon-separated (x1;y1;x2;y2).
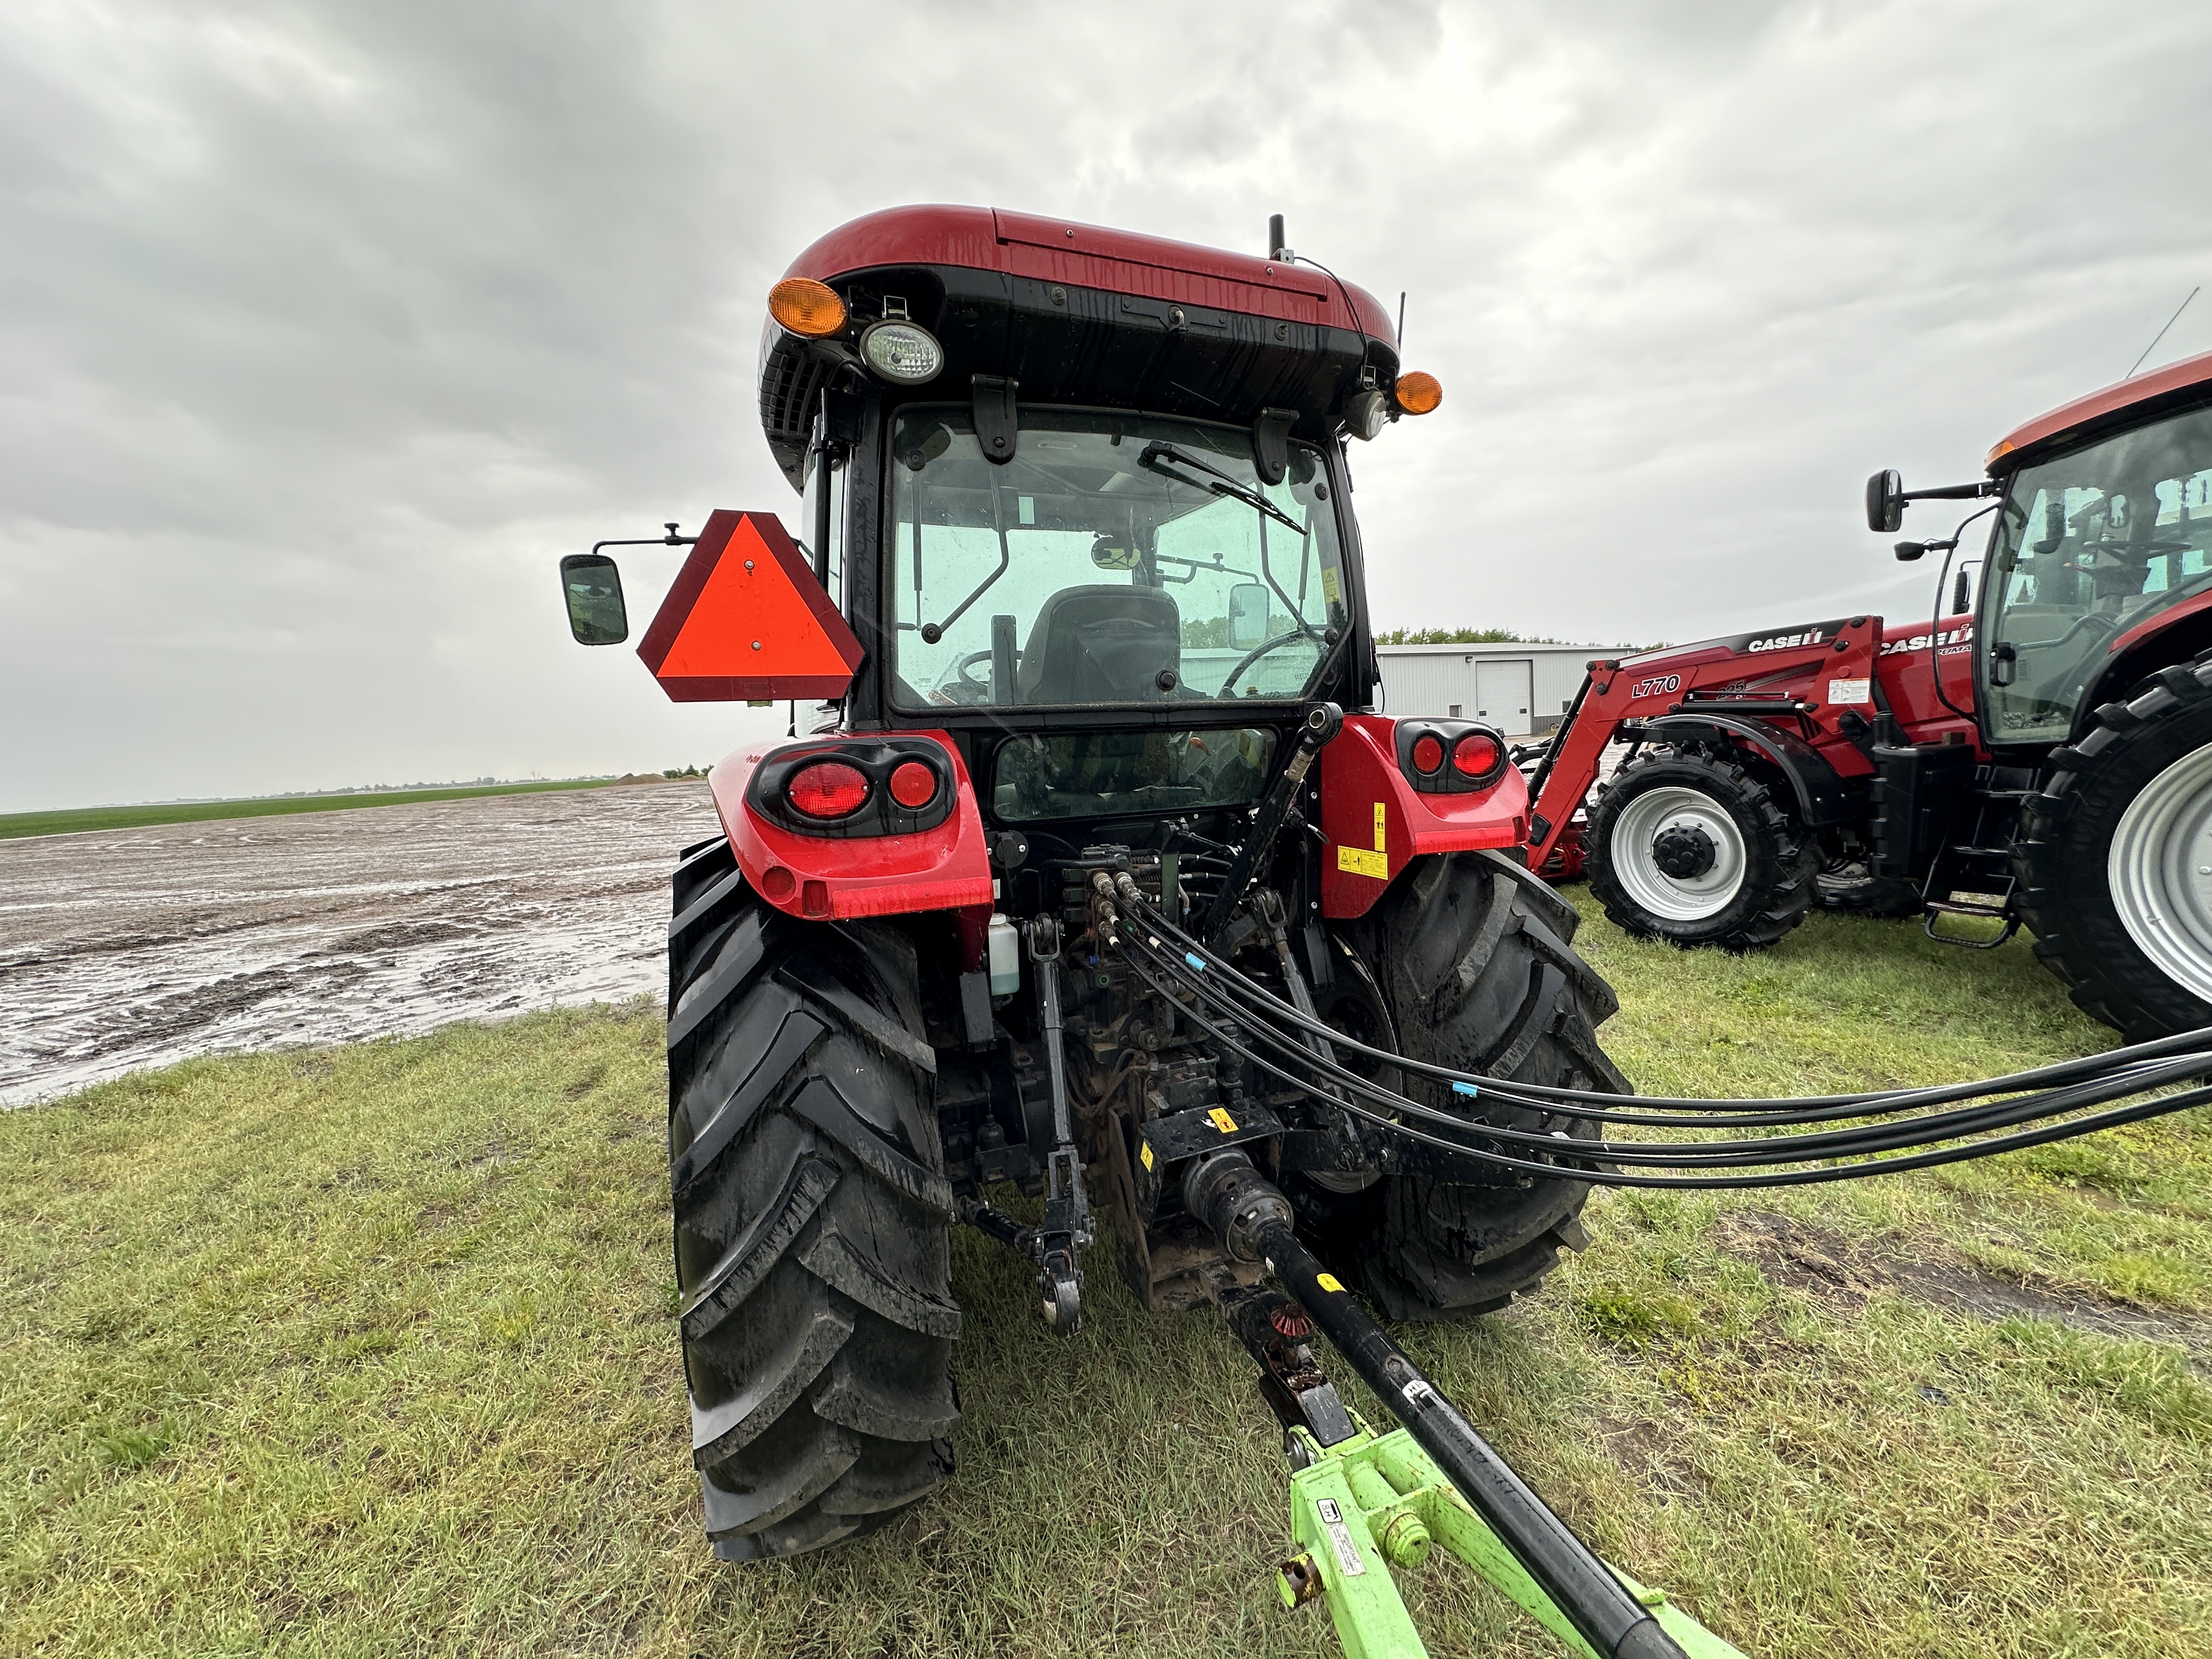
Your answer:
1275;1413;1744;1659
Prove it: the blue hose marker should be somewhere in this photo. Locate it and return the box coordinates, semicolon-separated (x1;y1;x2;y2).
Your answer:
1452;1081;1480;1098
1185;952;1207;972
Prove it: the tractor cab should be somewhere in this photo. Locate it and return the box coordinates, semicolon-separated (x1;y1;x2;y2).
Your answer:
1978;383;2212;749
1868;349;2212;756
757;206;1416;859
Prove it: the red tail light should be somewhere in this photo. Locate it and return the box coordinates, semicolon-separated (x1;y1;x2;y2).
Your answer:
1452;732;1503;777
888;760;939;809
787;761;871;818
1410;734;1445;774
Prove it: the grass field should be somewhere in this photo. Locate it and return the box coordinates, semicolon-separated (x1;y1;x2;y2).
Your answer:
0;780;620;842
4;895;2209;1658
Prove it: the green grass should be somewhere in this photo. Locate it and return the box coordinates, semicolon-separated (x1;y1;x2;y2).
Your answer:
4;900;2210;1656
0;780;621;841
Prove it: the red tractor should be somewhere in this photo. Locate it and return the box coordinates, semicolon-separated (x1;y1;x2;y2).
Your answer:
560;207;1631;1561
1525;349;2212;1041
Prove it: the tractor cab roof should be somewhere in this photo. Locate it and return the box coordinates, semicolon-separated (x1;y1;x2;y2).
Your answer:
757;204;1404;489
1989;345;2212;475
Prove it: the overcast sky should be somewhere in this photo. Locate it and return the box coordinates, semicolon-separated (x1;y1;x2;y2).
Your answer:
4;2;2208;811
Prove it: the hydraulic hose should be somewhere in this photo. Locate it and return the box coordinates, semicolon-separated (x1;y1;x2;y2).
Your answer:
1123;929;2209;1162
1120;882;2212;1119
1185;1153;1688;1659
1110;920;2212;1189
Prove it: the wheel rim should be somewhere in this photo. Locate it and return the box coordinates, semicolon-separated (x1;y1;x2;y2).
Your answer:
1609;785;1747;921
2107;738;2212;1001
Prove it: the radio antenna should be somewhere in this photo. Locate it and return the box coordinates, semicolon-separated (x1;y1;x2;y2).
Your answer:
2127;285;2199;379
1397;291;1406;349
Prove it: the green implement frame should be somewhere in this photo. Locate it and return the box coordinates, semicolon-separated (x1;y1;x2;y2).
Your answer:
1276;1414;1745;1659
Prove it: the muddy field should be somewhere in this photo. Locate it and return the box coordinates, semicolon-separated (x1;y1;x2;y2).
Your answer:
0;784;721;1107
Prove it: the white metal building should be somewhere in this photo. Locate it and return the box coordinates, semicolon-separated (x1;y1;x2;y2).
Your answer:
1375;643;1607;737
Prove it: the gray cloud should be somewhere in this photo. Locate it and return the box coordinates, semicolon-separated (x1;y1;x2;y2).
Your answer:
3;1;2208;808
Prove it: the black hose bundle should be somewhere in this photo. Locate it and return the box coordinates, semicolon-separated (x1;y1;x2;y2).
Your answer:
1107;885;2212;1190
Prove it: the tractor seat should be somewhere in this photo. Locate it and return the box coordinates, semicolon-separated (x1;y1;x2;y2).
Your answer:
1017;584;1182;704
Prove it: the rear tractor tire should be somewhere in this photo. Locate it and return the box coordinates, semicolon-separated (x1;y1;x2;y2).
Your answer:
1311;850;1632;1321
2016;658;2212;1040
664;837;960;1560
1587;745;1819;951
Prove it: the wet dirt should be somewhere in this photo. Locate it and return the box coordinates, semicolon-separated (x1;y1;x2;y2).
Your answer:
1714;1209;2212;1360
0;784;721;1107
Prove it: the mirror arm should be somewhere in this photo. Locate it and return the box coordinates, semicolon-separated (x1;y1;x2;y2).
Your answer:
592;522;697;557
1901;481;2002;504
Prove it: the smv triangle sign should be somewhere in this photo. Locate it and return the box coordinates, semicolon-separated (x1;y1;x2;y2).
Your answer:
635;510;864;702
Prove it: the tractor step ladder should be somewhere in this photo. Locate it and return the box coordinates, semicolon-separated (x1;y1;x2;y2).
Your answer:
1921;785;2026;947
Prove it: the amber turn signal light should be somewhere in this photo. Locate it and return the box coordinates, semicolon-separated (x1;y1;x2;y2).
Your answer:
1393;371;1442;415
769;277;848;339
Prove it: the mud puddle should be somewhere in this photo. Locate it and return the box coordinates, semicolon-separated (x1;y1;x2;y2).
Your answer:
1714;1209;2212;1359
0;784;721;1106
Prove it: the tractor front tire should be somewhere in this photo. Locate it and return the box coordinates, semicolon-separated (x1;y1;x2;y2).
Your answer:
2016;659;2212;1040
664;837;960;1560
1318;850;1631;1321
1587;745;1818;951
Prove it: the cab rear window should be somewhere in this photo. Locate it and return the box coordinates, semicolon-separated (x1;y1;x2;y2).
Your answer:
989;729;1279;822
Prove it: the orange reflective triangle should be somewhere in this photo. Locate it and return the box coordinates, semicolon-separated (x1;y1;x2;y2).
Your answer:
637;510;864;702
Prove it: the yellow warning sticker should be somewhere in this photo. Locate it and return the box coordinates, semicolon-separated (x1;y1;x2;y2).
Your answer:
1208;1107;1238;1133
1321;566;1341;606
1139;1140;1155;1171
1337;845;1387;880
1316;1273;1345;1293
1372;802;1388;852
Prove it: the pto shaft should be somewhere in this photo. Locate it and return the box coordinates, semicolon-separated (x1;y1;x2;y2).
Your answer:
1187;1154;1686;1659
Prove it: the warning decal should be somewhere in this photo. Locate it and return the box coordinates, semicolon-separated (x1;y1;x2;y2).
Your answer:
1337;845;1387;880
636;510;864;702
1826;678;1872;706
1316;1498;1366;1578
1207;1107;1239;1133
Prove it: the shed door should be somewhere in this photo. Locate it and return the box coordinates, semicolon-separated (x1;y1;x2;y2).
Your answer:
1475;659;1534;735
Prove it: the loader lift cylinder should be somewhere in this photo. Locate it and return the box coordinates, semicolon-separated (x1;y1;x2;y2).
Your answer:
1186;1154;1688;1659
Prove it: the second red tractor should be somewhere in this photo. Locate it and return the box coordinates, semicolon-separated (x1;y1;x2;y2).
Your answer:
1526;351;2212;1041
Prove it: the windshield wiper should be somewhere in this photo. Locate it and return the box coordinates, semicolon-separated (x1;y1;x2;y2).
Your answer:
1138;442;1304;535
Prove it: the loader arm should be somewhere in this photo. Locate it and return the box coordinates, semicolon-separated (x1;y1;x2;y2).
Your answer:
1527;661;1618;871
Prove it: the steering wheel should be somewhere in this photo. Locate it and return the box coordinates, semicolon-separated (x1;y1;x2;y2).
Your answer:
1218;629;1318;698
924;649;997;706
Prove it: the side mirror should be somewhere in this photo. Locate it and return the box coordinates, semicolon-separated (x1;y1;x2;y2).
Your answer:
1866;469;1905;534
560;552;628;645
1228;582;1270;651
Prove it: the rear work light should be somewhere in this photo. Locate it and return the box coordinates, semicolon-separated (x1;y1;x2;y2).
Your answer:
1410;733;1445;774
888;760;939;809
1452;731;1503;778
786;761;871;819
769;277;848;338
860;320;944;384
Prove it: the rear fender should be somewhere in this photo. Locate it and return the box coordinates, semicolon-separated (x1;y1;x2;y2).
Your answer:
709;729;994;955
2085;596;2212;727
1318;714;1529;919
1632;713;1861;827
